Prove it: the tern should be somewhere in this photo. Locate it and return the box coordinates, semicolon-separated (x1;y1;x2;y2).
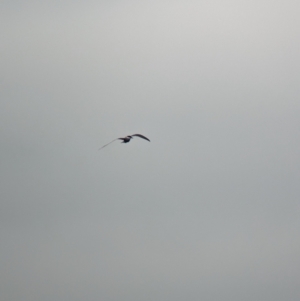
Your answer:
99;134;150;150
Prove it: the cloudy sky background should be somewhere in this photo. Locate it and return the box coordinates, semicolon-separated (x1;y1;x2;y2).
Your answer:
1;1;300;300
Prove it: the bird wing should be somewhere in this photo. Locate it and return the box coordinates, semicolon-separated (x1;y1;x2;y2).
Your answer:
98;138;118;150
131;134;150;142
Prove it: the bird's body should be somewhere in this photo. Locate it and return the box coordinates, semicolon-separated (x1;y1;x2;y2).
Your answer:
119;136;132;143
99;134;150;150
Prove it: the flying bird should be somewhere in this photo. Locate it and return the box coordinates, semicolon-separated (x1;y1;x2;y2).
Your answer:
99;134;150;150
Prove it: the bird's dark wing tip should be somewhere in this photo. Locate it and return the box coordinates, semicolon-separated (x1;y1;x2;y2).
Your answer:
132;134;150;141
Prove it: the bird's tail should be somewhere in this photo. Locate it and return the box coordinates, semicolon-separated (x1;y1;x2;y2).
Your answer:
98;139;118;150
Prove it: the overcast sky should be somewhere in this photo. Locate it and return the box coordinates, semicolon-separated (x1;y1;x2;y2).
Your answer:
1;1;300;300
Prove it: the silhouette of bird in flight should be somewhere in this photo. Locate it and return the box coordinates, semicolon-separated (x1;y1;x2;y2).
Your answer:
99;134;150;150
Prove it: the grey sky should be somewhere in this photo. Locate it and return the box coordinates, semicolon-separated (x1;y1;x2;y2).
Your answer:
1;1;300;300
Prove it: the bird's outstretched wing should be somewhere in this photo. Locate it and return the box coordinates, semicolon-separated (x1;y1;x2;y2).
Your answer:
98;138;118;150
131;134;150;142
